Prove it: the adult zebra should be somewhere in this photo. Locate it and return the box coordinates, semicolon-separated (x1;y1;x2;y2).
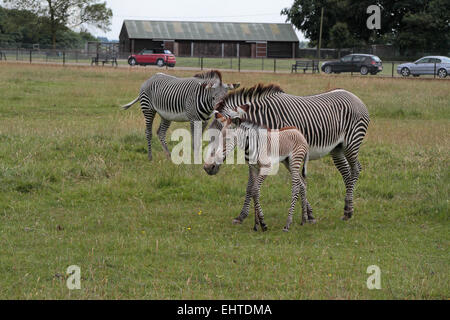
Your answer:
121;70;239;160
205;84;370;222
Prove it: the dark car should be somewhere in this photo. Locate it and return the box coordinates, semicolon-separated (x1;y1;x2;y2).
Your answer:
321;54;383;75
128;49;176;67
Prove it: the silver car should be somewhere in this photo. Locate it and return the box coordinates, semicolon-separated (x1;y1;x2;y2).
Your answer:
397;56;450;78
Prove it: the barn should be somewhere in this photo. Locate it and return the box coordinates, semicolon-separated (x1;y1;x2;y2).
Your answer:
119;20;299;58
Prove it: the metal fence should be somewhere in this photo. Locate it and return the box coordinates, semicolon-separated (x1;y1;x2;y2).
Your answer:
0;48;97;65
0;47;447;79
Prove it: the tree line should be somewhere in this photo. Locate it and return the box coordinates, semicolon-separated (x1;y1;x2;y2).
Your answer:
0;0;112;49
282;0;449;56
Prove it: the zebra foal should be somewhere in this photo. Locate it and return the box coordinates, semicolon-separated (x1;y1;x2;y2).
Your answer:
121;70;239;160
204;106;310;232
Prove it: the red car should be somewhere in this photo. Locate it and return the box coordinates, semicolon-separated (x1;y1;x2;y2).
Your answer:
128;49;176;67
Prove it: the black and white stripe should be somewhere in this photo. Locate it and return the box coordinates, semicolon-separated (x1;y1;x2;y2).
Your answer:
208;84;370;221
204;113;310;232
122;70;239;160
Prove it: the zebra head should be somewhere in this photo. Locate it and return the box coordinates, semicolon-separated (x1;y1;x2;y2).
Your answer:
194;70;240;111
206;83;282;154
203;107;245;175
201;81;240;107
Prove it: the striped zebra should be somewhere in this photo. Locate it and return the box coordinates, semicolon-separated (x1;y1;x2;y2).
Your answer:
121;70;239;160
205;84;370;222
204;108;310;232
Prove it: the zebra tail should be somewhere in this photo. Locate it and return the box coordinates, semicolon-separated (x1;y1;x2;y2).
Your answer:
121;97;139;110
302;152;309;178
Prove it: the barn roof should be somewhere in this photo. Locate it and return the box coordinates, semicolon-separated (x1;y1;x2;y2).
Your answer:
121;20;299;42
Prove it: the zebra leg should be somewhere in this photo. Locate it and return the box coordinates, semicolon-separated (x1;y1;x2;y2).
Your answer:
302;161;316;223
201;120;209;133
331;149;354;220
143;109;156;161
190;121;203;161
252;174;268;232
253;208;261;232
284;159;315;223
284;174;299;232
157;118;172;159
284;159;308;231
233;165;258;225
299;176;308;226
343;151;362;221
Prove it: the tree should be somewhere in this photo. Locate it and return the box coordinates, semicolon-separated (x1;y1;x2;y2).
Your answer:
395;0;449;55
329;22;352;57
281;0;376;48
281;0;450;57
3;0;112;48
0;5;97;48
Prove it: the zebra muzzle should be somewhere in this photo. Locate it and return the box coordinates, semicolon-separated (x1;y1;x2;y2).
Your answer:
203;163;220;175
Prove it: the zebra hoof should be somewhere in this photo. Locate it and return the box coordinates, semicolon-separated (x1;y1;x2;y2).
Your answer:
253;225;258;232
308;219;317;224
341;215;352;221
261;224;268;232
283;227;289;232
232;218;242;225
148;155;153;161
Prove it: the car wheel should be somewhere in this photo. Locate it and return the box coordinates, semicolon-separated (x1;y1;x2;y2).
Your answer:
437;68;447;78
156;59;165;67
401;67;410;77
360;66;369;75
128;58;136;66
324;65;332;74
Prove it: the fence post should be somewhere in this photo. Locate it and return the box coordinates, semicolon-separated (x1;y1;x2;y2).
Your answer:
63;51;65;65
392;62;394;78
434;62;436;79
262;57;264;71
274;59;276;73
30;50;32;64
238;56;241;72
16;48;19;61
201;57;203;70
230;57;232;70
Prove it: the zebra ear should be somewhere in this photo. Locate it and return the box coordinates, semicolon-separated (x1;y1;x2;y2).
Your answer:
236;104;249;116
204;81;220;90
227;83;240;90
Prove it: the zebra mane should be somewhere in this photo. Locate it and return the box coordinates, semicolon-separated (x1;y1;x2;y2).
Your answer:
193;70;223;84
238;118;268;130
215;83;284;112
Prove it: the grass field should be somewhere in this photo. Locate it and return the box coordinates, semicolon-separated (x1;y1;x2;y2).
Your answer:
0;63;448;299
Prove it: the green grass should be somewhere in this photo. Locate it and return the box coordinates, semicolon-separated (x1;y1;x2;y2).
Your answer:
0;63;448;299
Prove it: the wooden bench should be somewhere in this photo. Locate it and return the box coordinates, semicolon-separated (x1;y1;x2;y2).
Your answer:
291;60;320;73
91;56;118;67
